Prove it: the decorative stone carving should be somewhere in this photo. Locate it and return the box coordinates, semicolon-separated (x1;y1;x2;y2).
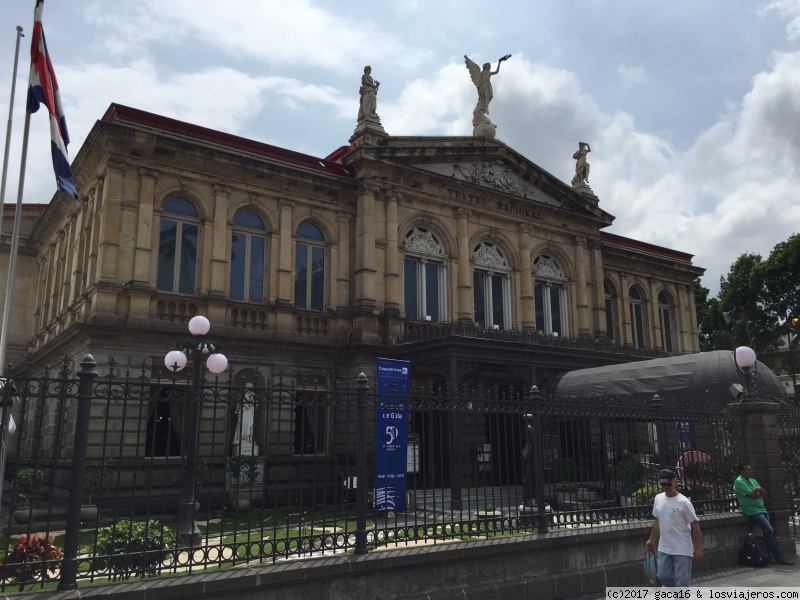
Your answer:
456;207;473;219
404;227;444;256
473;242;507;269
534;255;565;280
278;198;295;209
138;167;159;180
452;161;539;199
214;184;231;196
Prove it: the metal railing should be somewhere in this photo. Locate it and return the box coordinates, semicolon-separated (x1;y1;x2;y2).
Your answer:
0;355;745;592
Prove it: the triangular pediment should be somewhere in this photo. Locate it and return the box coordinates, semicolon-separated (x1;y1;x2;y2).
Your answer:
411;161;564;208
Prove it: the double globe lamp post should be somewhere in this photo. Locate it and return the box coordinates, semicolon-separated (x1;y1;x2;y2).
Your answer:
164;316;228;545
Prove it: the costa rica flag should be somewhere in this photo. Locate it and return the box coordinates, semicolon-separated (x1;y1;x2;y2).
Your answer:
27;0;78;199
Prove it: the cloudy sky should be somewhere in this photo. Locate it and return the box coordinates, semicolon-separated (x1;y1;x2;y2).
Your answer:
2;0;800;296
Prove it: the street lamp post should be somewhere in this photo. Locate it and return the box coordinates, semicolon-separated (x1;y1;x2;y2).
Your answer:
787;316;799;404
164;316;228;545
733;345;757;401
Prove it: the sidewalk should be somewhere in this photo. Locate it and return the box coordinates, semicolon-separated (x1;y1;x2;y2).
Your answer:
693;558;799;588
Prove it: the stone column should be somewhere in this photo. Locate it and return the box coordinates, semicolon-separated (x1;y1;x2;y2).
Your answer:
685;284;700;353
573;236;590;338
68;200;88;301
590;240;607;338
618;271;631;346
735;399;796;556
84;185;101;288
354;182;378;313
456;208;473;323
518;224;535;332
383;190;401;317
276;198;295;305
674;283;688;354
96;159;126;283
649;277;662;351
336;211;351;312
132;168;158;285
208;183;230;298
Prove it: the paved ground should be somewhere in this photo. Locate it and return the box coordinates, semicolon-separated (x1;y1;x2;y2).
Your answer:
693;557;799;588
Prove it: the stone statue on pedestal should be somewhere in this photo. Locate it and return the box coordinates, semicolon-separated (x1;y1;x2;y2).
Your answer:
571;142;591;186
233;384;259;456
358;66;381;122
464;54;511;138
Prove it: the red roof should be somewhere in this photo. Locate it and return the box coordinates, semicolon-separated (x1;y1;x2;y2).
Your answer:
101;104;353;179
600;231;694;262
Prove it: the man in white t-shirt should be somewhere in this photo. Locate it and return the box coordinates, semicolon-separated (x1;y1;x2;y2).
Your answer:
645;469;703;587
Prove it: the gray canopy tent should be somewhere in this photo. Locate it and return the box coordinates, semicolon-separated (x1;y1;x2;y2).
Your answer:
544;350;787;404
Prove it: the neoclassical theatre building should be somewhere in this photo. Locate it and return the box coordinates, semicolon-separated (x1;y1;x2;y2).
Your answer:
1;98;703;493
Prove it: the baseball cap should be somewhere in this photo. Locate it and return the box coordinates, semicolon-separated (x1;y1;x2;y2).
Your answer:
658;469;677;484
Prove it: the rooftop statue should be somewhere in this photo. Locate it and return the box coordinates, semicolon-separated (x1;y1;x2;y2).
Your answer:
358;65;380;122
464;54;511;137
571;142;591;187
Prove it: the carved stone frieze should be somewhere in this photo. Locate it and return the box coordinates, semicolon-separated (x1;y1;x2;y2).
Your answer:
403;227;444;256
473;242;507;269
534;255;565;279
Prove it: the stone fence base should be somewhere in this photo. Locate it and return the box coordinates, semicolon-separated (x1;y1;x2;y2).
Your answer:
16;513;793;600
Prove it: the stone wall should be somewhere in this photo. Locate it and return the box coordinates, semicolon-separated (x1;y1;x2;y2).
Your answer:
25;513;763;600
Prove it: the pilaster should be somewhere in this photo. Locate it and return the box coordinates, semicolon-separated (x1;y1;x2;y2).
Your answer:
336;211;352;312
518;224;534;331
383;189;401;317
590;240;607;338
132;168;158;285
456;208;473;323
208;183;230;298
96;159;126;283
573;236;590;338
276;198;295;305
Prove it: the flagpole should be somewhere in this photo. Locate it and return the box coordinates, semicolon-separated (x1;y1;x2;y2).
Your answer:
0;24;26;509
0;25;25;375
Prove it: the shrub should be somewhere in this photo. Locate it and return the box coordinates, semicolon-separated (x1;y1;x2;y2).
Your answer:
227;455;259;487
632;484;660;506
91;520;175;579
0;534;62;584
551;457;576;482
15;469;44;506
617;455;644;495
84;461;110;504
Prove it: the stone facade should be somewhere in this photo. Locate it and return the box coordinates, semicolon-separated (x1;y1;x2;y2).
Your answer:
1;104;704;479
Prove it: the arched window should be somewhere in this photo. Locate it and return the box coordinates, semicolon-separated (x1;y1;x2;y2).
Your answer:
629;287;646;349
659;293;673;353
294;221;325;310
403;227;446;322
534;255;568;337
230;210;266;302
604;283;616;342
472;242;509;330
157;197;199;294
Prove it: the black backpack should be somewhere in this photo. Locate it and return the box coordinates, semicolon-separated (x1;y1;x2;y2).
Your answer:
738;533;770;567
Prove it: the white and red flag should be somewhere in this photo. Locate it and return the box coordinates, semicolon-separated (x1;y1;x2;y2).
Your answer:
27;0;78;199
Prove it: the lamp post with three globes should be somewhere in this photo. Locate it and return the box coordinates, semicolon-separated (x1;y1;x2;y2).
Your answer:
164;316;228;544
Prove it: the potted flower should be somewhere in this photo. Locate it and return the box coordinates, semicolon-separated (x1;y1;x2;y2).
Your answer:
81;461;110;521
226;455;260;510
13;468;44;523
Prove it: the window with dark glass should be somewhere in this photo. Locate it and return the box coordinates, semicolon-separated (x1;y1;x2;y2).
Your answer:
157;197;199;294
293;392;328;455
658;293;673;353
472;242;509;330
629;288;646;349
230;210;266;302
533;255;567;336
604;283;616;342
403;227;445;321
294;222;325;310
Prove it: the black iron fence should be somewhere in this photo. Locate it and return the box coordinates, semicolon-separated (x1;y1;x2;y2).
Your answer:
0;355;749;592
779;403;800;536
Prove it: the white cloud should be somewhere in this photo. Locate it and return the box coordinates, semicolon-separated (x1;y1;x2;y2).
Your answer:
761;0;800;40
618;64;649;87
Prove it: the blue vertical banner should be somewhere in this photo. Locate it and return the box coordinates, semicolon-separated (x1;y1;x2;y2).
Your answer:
375;358;409;511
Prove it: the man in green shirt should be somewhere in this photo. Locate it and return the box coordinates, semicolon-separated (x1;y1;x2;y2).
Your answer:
734;464;794;566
